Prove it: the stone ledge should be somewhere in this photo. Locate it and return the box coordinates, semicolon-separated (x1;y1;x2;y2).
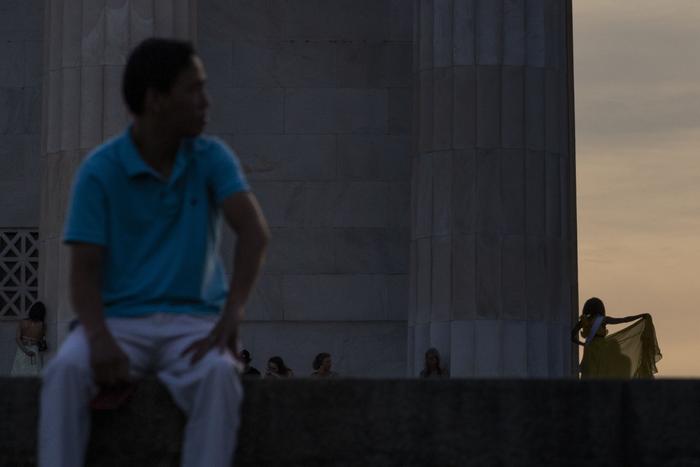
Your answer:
2;378;700;466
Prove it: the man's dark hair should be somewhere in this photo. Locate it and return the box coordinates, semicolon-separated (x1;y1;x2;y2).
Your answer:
122;38;196;115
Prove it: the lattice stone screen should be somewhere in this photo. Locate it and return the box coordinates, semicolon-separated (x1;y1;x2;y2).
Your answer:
0;230;39;320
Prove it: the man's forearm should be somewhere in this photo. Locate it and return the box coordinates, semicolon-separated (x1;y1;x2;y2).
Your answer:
69;247;108;339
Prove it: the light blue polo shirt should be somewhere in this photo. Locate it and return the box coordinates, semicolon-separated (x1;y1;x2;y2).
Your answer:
63;128;249;318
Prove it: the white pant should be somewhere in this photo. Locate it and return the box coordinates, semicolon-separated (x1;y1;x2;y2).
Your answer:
38;313;243;467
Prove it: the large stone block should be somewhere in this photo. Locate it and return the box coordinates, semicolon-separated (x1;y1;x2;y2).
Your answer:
525;150;545;235
231;134;336;181
129;0;155;46
198;0;283;42
546;238;564;321
526;0;546;67
544;0;562;70
282;0;391;41
104;0;129;66
79;66;104;150
0;136;26;181
246;274;285;321
525;66;545;150
501;148;525;234
208;87;284;134
548;321;566;376
476;66;500;148
451;234;476;320
501;235;526;320
388;87;411;135
501;66;524;148
390;0;413;41
429;320;451;364
431;150;452;236
417;69;433;153
525;237;548;320
475;233;501;319
233;40;335;88
545;68;563;154
0;40;24;87
329;182;394;228
449;319;475;376
452;65;476;149
414;154;432;238
387;182;412;228
334;228;409;274
432;0;452;68
411;321;430;371
474;319;501;376
0;88;23;135
451;148;476;235
503;0;525;66
284;88;387;134
418;0;433;70
502;319;527;376
415;237;431;324
265;227;335;274
527;319;548;376
249;181;304;228
102;65;128;139
282;274;388;321
337;135;411;181
81;0;106;67
23;40;42;87
475;148;500;233
386;273;409;321
430;235;451;322
452;0;475;65
545;153;562;239
60;67;80;151
476;0;502;65
374;42;413;88
61;0;82;68
198;40;232;90
432;67;453;151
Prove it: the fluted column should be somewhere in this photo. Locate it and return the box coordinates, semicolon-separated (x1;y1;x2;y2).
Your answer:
408;0;577;377
39;0;197;349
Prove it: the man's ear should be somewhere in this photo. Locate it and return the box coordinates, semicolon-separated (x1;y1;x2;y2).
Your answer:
143;87;164;114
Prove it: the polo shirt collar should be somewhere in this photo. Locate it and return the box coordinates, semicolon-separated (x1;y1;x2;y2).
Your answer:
121;126;188;183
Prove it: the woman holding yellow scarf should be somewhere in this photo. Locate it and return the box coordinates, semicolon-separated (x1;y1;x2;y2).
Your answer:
571;297;662;378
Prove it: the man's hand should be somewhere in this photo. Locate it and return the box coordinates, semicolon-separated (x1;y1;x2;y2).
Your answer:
89;329;130;387
181;311;241;365
24;349;36;357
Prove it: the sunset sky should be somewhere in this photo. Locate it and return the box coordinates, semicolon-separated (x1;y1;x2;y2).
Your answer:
574;1;700;376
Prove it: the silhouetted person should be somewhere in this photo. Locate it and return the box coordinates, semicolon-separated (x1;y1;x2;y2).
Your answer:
240;349;261;377
38;38;269;467
310;352;338;378
572;297;661;378
420;347;449;378
11;301;47;376
265;356;293;378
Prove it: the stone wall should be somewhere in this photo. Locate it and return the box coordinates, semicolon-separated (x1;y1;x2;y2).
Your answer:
198;0;414;377
0;0;44;374
3;377;700;466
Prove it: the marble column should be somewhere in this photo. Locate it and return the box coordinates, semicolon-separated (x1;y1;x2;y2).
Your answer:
408;0;577;377
38;0;196;349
